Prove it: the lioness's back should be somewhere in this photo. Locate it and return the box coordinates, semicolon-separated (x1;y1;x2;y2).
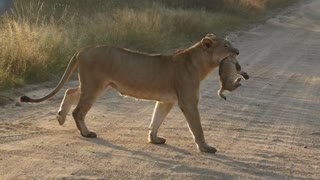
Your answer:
77;46;176;101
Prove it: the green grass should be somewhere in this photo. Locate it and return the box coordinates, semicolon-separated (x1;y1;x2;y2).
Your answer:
0;0;298;89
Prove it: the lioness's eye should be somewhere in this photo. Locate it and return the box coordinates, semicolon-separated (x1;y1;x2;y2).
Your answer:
224;44;229;47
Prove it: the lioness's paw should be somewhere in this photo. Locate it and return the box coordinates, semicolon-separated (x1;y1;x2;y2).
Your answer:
81;131;97;138
149;136;166;144
198;145;217;153
56;112;66;126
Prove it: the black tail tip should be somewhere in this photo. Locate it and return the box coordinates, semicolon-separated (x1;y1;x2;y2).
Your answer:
20;95;31;102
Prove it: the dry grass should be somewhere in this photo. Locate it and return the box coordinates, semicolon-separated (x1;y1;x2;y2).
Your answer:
0;0;297;89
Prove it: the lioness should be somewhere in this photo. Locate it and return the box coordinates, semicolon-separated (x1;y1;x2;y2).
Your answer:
218;56;249;100
20;34;240;153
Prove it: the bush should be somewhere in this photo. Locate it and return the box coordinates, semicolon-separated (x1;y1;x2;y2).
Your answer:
0;0;297;89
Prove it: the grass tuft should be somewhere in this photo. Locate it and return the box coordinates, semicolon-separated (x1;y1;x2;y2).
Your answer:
0;0;298;89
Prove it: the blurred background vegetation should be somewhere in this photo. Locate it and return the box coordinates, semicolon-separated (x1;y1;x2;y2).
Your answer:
0;0;297;89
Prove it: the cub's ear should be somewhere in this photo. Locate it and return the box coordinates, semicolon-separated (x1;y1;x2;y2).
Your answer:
205;33;216;40
201;37;214;49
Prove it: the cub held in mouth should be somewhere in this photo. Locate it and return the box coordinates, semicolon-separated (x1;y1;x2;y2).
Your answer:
218;56;249;100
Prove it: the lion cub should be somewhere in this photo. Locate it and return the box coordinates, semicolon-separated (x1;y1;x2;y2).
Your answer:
218;56;249;100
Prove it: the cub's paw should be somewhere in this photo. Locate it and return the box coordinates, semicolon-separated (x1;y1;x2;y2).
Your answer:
217;89;226;100
241;72;250;80
219;94;227;100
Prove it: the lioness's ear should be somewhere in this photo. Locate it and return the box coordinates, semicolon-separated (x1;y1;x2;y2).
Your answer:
201;37;213;49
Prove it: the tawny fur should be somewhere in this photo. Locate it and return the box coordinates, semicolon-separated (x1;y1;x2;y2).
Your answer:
218;56;249;100
20;34;241;153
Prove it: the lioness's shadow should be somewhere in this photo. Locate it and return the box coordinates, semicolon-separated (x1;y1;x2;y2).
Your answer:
80;136;191;155
79;137;234;178
80;137;186;167
160;144;193;155
80;137;128;152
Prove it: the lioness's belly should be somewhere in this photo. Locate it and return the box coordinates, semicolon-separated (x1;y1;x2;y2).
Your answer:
110;82;177;102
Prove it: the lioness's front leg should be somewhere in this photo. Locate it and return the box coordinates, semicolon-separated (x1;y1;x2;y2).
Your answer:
148;102;174;144
178;101;217;153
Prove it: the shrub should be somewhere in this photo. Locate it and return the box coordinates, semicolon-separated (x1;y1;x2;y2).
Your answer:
0;0;297;89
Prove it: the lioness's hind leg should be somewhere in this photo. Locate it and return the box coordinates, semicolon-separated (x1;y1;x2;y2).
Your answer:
73;95;97;138
148;102;174;144
72;86;106;138
57;87;80;125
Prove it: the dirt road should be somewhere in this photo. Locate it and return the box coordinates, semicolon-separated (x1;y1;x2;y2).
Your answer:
1;1;320;179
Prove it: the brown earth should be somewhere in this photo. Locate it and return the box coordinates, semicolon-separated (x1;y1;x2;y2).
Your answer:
0;0;320;179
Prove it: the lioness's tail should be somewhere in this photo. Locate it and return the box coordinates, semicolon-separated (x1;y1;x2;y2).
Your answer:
20;54;78;103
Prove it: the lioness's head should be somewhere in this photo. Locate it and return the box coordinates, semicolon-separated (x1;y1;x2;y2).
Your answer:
200;33;239;65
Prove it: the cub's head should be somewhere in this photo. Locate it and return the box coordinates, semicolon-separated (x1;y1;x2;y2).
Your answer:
200;33;239;65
